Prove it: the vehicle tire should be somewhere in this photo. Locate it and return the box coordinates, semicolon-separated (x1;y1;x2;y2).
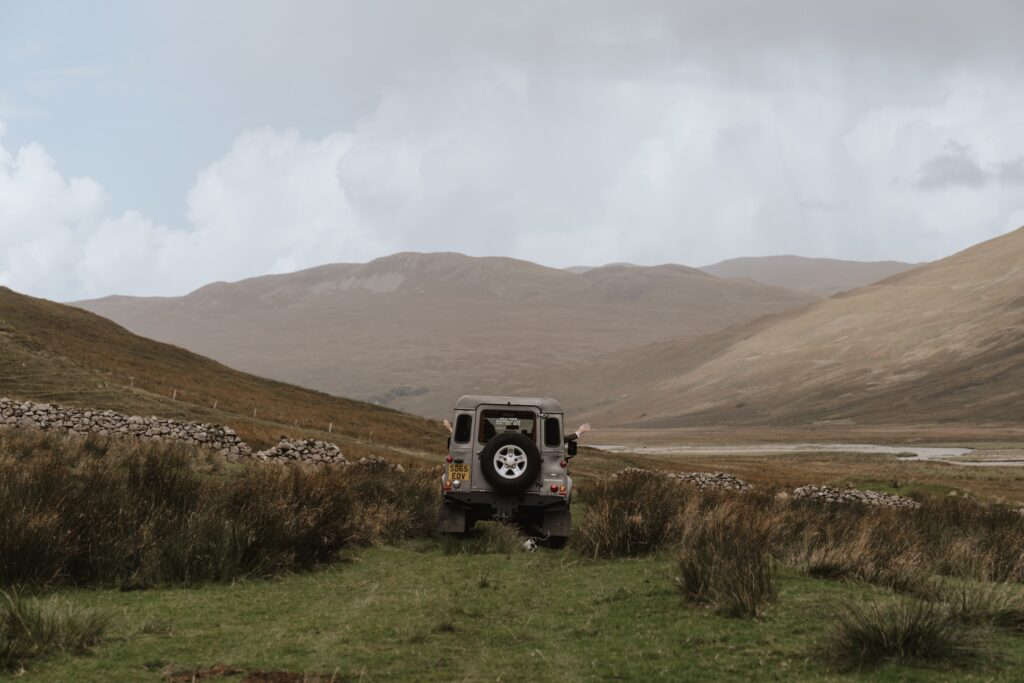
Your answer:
479;431;542;494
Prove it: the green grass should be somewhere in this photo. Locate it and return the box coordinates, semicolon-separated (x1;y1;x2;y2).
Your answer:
16;546;1024;682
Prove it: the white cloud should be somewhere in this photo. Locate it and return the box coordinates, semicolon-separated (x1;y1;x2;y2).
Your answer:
0;125;394;300
1;57;1024;302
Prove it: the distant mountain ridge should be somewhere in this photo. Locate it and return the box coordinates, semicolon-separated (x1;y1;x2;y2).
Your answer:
74;252;815;417
700;255;918;297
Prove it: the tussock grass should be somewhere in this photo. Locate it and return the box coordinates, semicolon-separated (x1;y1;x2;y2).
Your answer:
575;468;1024;591
0;589;109;672
823;599;974;670
0;429;437;588
676;500;776;618
911;578;1024;632
574;469;687;558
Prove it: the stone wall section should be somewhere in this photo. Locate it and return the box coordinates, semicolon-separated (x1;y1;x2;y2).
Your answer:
1;397;249;457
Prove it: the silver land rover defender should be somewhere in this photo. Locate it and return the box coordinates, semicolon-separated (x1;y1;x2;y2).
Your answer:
437;396;578;547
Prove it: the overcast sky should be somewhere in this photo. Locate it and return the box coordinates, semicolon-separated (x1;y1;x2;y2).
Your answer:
2;1;1023;300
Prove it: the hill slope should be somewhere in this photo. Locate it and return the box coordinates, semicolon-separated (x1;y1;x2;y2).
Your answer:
0;287;441;454
74;252;814;417
549;227;1024;426
701;255;917;297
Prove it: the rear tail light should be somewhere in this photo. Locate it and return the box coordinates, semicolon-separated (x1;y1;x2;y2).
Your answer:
446;455;453;463
560;460;567;468
444;481;452;490
550;484;558;493
559;485;566;495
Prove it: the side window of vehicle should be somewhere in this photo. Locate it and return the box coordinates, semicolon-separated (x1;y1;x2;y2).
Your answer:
453;414;472;444
543;417;561;447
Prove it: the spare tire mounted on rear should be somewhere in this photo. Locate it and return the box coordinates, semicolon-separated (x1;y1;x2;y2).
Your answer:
479;431;541;494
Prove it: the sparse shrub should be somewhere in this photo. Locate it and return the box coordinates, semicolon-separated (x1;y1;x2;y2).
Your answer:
0;589;109;672
0;429;438;588
575;466;1024;589
780;505;929;591
676;501;776;618
822;599;973;670
441;522;525;555
575;469;687;558
345;461;439;543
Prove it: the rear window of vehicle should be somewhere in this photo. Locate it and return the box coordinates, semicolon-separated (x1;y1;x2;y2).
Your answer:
478;409;536;444
543;417;561;447
453;414;472;444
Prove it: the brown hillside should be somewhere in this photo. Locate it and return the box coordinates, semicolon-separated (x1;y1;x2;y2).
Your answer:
74;252;815;418
547;227;1024;426
0;287;442;455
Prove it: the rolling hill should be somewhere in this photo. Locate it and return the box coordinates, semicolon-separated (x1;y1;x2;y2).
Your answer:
700;255;917;297
74;252;815;417
545;227;1024;426
0;287;442;455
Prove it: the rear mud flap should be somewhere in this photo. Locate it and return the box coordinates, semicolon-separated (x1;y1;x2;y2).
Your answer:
542;508;571;537
437;503;467;534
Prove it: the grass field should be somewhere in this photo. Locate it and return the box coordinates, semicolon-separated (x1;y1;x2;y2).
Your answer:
13;543;1024;682
5;431;1024;681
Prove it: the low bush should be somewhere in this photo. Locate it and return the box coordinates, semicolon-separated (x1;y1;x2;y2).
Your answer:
574;469;687;558
676;501;776;618
0;589;109;672
822;599;974;670
0;429;437;588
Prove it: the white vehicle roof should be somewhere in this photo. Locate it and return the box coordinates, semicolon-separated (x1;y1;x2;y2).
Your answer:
454;395;563;413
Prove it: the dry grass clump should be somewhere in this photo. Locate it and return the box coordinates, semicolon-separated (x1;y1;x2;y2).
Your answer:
574;469;687;558
574;468;1024;591
0;429;437;588
771;503;929;591
676;500;776;618
822;599;974;670
0;589;109;672
910;578;1024;632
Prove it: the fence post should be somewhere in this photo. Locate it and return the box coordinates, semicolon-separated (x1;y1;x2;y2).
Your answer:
252;408;257;419
172;389;177;401
328;422;333;433
213;400;218;410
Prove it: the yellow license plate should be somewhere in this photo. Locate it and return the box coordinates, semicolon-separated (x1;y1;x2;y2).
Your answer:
448;463;470;481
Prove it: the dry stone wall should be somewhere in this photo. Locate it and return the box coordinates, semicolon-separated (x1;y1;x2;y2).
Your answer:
0;397;367;467
254;438;347;464
614;467;752;492
1;397;249;457
667;471;751;492
613;466;921;509
791;484;921;509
